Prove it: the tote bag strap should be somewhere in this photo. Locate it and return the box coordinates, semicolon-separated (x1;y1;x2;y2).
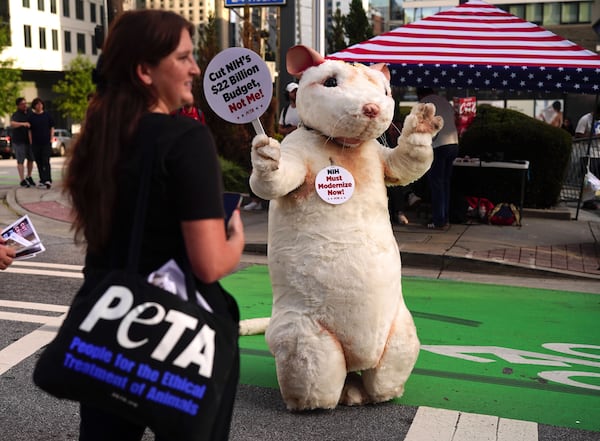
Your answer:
126;136;156;273
124;125;199;304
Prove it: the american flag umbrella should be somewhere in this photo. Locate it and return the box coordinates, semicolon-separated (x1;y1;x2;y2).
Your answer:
327;0;600;94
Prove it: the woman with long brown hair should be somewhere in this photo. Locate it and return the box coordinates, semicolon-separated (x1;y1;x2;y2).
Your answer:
64;9;244;440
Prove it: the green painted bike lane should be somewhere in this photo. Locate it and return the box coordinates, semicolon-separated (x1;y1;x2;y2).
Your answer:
222;265;600;432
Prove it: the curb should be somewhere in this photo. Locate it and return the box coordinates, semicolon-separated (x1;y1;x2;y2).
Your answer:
521;207;572;220
400;251;600;281
5;187;599;282
5;188;24;217
243;243;600;282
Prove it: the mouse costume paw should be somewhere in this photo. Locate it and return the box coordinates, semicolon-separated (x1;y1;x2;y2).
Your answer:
251;134;281;172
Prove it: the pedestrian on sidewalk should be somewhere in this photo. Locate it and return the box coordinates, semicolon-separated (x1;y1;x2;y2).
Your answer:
63;9;244;440
28;97;54;189
417;87;459;230
278;82;300;136
383;119;421;225
10;97;36;188
574;102;600;138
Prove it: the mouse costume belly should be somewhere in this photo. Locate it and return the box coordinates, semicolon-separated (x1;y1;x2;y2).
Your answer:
266;139;403;361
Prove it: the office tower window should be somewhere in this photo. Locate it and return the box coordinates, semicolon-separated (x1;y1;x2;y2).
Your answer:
91;35;97;54
75;0;83;19
77;32;85;53
578;1;592;22
542;3;560;25
64;30;71;52
525;3;542;24
52;29;59;50
24;25;32;47
39;27;46;49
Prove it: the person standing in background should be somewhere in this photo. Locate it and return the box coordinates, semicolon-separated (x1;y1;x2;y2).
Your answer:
173;102;206;124
10;97;36;187
278;82;300;136
561;116;575;136
28;97;54;189
575;102;600;138
417;87;459;230
538;100;563;128
548;101;563;128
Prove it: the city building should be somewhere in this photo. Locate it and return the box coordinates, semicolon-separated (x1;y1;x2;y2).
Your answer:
0;0;104;120
138;0;215;33
401;0;599;52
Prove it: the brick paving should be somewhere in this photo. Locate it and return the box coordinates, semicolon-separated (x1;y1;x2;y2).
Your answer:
21;201;73;223
471;243;600;277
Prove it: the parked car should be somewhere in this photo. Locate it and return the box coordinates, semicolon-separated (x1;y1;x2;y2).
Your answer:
51;129;72;156
0;128;13;159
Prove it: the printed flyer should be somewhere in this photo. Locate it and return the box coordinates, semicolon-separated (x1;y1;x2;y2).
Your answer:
1;214;46;259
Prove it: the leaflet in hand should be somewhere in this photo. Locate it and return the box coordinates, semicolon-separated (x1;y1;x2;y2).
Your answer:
1;215;46;260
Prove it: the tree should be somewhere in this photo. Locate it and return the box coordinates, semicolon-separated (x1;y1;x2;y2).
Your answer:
327;8;347;54
344;0;373;46
51;55;95;123
0;25;23;116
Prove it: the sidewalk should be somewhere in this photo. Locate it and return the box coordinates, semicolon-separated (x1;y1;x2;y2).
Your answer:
6;185;600;281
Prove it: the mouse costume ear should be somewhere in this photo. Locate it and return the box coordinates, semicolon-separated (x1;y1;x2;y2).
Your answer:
369;63;391;82
286;45;325;77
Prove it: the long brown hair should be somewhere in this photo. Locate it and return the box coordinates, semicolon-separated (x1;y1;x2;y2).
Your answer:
64;10;195;252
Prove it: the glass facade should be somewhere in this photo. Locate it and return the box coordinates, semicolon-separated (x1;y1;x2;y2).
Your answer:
403;2;593;26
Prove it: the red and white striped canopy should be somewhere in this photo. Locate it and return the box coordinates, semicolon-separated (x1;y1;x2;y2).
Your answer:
327;0;600;94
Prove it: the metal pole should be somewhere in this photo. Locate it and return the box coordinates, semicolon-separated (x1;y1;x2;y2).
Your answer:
279;2;296;112
313;0;325;55
215;0;229;51
574;93;600;220
275;7;281;114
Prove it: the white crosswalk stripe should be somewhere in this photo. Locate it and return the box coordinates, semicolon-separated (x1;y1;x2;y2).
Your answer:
0;300;67;375
3;261;83;278
404;406;538;441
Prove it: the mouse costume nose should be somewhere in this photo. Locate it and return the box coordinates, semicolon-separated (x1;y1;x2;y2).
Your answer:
363;103;379;119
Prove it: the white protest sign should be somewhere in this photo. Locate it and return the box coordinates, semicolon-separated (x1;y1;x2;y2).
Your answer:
315;166;355;205
203;47;272;134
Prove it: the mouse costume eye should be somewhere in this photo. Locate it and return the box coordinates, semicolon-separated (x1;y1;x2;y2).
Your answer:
323;77;337;87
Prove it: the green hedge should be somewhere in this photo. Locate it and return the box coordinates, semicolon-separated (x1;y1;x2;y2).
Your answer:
219;156;249;193
383;103;572;208
460;105;572;208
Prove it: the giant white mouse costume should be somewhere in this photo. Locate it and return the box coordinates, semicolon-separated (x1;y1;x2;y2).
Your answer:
249;45;442;411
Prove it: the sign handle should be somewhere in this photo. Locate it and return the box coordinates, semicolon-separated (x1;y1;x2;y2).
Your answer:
251;118;265;136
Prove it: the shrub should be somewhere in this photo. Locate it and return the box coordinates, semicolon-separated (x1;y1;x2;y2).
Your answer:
459;105;572;208
219;156;249;193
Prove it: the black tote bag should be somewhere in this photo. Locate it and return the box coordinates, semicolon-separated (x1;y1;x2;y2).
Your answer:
33;133;239;441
